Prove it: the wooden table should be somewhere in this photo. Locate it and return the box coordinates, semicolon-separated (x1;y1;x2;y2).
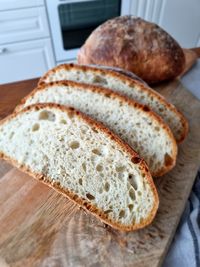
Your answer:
0;78;38;120
0;65;200;267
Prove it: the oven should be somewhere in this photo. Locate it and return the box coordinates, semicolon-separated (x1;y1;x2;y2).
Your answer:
45;0;131;64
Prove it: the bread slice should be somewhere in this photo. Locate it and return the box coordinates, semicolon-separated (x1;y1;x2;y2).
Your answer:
38;63;188;143
0;103;159;231
16;81;177;177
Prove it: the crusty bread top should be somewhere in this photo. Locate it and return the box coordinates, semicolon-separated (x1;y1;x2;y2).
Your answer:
38;63;188;143
17;80;177;177
77;16;185;84
0;103;159;231
89;64;148;85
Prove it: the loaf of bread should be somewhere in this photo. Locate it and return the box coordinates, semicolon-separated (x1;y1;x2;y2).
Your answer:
17;81;177;177
77;16;185;84
0;103;159;231
38;63;188;143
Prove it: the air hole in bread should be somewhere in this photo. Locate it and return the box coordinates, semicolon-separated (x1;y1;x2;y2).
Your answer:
80;125;89;134
143;105;150;112
92;75;108;85
92;128;98;133
9;132;14;139
137;191;142;196
32;123;40;132
128;173;133;180
143;181;146;190
131;157;141;164
164;153;173;167
155;126;160;131
118;173;124;181
129;188;136;200
78;178;83;185
119;210;125;218
128;204;134;212
105;209;113;214
104;182;110;192
60;119;67;124
29;140;34;145
105;93;111;98
116;165;125;172
96;164;103;172
39;110;56;121
92;148;101;155
67;111;74;119
86;193;95;200
99;188;103;194
129;175;138;191
69;141;80;149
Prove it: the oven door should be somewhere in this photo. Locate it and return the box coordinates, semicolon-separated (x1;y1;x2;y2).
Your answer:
46;0;131;63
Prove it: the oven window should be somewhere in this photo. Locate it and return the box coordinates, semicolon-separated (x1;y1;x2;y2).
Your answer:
58;0;121;50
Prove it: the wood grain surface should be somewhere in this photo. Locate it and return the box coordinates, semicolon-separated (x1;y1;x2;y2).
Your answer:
0;51;200;267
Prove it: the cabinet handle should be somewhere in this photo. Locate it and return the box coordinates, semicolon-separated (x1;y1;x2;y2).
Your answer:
0;48;7;54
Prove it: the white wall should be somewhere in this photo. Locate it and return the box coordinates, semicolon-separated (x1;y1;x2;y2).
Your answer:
130;0;200;48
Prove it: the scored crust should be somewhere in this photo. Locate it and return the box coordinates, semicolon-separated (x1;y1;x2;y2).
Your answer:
38;63;188;144
16;80;178;177
0;103;159;232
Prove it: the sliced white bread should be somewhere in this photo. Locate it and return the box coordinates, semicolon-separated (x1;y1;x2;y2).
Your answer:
16;81;177;177
0;103;159;231
38;63;188;143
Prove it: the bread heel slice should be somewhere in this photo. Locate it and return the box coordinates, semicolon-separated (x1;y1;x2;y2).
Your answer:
38;63;188;143
17;81;177;177
0;103;159;231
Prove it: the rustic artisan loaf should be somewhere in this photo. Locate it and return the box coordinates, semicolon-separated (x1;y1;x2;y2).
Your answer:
38;63;188;143
0;103;159;231
77;16;185;84
17;81;177;177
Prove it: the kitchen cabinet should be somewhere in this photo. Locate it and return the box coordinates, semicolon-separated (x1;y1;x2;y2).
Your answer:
130;0;200;48
0;1;55;84
0;7;50;44
0;0;44;11
0;39;55;84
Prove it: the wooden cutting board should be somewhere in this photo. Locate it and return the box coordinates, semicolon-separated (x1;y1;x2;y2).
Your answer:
0;49;200;267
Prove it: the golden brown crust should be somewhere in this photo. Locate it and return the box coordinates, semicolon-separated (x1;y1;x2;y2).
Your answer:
38;63;188;144
16;80;177;177
77;16;185;84
0;103;159;232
